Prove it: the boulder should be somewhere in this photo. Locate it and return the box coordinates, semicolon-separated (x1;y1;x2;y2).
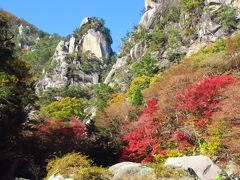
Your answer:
109;162;155;180
164;156;222;180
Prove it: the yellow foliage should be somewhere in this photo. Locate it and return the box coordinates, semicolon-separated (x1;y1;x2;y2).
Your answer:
108;93;127;105
45;153;112;180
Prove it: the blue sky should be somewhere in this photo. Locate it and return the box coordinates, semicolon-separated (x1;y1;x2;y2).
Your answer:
0;0;144;52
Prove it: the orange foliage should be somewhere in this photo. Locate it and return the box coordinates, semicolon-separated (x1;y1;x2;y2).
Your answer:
95;102;138;132
212;81;240;163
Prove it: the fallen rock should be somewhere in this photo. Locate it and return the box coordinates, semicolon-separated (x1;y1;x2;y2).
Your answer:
164;155;222;180
109;162;155;180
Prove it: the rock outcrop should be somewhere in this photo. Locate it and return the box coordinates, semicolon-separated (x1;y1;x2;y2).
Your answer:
109;162;155;180
104;0;240;90
36;17;112;92
164;156;223;180
80;29;112;60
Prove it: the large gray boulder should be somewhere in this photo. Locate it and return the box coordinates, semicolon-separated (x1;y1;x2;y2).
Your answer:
164;156;222;180
109;162;155;180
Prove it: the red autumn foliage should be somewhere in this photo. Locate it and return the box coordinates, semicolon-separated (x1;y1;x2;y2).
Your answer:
176;75;236;125
37;116;86;141
121;99;164;163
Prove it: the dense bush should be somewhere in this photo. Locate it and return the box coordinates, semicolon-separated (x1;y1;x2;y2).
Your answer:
217;5;238;33
121;99;162;163
45;153;111;180
19;36;61;78
181;0;204;13
41;97;88;120
131;53;159;77
93;84;114;111
176;75;236;125
127;75;151;104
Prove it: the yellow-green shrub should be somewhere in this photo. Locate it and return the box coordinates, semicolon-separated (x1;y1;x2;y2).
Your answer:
127;75;151;102
46;153;92;179
45;153;112;180
41;97;88;120
74;166;111;180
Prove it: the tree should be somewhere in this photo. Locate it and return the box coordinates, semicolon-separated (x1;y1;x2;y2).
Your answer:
131;53;159;77
132;87;143;106
41;97;88;120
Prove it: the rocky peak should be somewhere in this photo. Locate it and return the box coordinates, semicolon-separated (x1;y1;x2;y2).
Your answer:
36;17;113;93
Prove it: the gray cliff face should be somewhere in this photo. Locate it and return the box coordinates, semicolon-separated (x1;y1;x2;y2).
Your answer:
104;0;240;91
36;17;113;93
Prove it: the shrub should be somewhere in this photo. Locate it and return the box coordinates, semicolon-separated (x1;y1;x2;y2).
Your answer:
46;153;91;178
75;166;111;180
127;76;151;103
93;84;114;111
108;93;126;105
131;87;144;106
46;153;111;180
181;0;204;13
121;99;163;163
176;75;236;124
41;97;88;120
131;53;159;77
74;17;112;44
217;5;238;33
146;29;167;51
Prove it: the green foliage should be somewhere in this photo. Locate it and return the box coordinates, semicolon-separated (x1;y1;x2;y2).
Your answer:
74;17;112;44
166;26;183;61
37;84;92;106
119;32;134;57
131;53;159;77
74;166;111;180
41;97;88;120
19;36;61;78
155;6;181;29
93;84;114;111
132;87;144;106
131;25;147;43
146;29;167;51
181;0;204;12
149;163;188;179
127;76;151;103
217;5;238;33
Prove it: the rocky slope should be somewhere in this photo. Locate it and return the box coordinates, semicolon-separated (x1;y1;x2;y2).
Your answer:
104;0;240;91
0;9;48;50
36;17;113;92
